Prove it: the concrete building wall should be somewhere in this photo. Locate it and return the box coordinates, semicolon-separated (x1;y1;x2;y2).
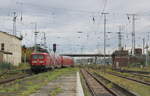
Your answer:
0;32;21;66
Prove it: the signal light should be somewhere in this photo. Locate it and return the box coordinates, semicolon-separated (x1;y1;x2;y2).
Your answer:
53;43;56;53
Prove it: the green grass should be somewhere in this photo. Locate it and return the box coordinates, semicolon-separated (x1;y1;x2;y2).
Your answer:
49;87;62;96
122;66;150;72
0;68;78;96
0;62;15;71
110;69;150;82
96;71;150;96
17;63;30;69
80;72;91;96
0;63;30;74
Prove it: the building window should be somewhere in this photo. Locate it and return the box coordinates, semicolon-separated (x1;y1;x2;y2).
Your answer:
1;43;4;51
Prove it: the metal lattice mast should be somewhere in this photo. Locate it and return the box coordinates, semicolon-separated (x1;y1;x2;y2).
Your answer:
118;26;123;50
101;12;109;65
127;14;137;55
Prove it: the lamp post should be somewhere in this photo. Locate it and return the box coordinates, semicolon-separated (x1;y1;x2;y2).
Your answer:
77;31;83;53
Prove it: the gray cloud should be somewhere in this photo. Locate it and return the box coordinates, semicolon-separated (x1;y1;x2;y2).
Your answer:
0;0;150;54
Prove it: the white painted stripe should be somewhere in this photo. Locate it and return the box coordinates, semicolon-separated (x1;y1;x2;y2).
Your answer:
76;71;85;96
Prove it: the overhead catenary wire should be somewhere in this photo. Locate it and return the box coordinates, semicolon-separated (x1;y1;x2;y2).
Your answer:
1;1;150;54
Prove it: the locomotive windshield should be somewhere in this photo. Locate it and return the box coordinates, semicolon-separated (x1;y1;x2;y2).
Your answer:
32;54;44;59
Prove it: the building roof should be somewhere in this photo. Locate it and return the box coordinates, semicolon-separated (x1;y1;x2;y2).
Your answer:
112;50;128;56
0;50;12;55
0;31;22;40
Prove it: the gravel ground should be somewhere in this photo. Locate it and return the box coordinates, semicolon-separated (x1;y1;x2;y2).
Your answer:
30;72;78;96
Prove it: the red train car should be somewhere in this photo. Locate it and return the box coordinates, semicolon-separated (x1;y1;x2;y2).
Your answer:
53;54;62;68
62;56;74;67
30;53;74;72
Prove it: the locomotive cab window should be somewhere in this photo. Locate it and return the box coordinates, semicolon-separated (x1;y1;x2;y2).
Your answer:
39;55;44;59
32;54;44;59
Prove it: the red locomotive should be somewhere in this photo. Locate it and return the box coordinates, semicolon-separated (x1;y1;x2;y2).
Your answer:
30;52;74;72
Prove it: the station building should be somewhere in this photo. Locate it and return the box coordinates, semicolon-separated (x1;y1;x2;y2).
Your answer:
0;31;22;66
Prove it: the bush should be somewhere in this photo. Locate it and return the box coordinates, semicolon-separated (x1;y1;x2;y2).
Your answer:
18;63;30;69
0;62;15;71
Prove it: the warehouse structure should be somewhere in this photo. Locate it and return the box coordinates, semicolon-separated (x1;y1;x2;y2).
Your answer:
0;31;22;66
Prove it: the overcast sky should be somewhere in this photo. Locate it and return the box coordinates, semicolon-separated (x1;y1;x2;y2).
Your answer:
0;0;150;54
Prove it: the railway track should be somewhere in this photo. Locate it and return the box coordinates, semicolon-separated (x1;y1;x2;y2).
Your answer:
114;69;150;79
0;74;32;85
81;69;119;96
131;73;150;78
0;69;31;78
107;72;150;86
0;69;32;85
81;69;139;96
0;71;9;77
115;69;150;74
0;69;54;85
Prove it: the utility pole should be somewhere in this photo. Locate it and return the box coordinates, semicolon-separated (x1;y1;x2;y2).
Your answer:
34;32;38;52
118;26;123;50
145;44;149;66
143;38;145;54
132;14;136;54
127;14;137;55
146;32;150;46
145;32;150;66
102;12;109;68
34;23;38;52
118;32;122;50
13;12;17;36
42;32;47;49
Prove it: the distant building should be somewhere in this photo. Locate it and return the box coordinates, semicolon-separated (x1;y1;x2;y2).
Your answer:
112;50;129;68
0;31;22;66
134;48;142;55
112;48;144;68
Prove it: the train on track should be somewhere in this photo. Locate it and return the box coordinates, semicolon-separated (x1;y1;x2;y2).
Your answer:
29;52;74;72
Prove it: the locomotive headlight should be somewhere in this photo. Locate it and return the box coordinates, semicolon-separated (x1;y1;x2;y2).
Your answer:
39;61;44;63
32;61;37;63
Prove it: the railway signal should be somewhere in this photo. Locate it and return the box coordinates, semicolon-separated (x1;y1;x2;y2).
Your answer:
53;43;56;53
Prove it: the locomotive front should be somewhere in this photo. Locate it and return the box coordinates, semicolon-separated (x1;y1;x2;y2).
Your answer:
30;53;49;72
